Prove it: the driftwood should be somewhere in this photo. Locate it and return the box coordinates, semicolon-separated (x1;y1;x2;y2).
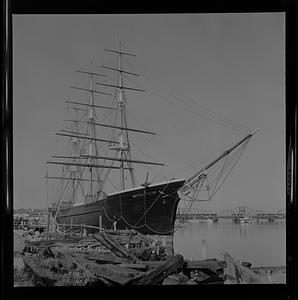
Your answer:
93;232;140;263
223;252;268;284
23;256;57;286
131;254;184;285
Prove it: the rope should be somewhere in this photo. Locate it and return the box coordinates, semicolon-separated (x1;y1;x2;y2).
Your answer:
124;57;251;134
101;181;179;234
124;182;171;228
46;170;49;210
210;138;250;198
209;154;229;199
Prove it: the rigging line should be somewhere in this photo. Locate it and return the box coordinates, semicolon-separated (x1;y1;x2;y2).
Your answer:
102;200;116;222
128;140;168;181
106;176;120;191
125;75;248;135
54;179;71;219
141;164;168;183
126;110;154;133
124;58;245;131
119;182;172;230
130;139;158;163
121;217;145;229
102;194;122;223
210;138;250;199
77;179;86;202
56;175;69;203
164;147;233;178
129;56;252;133
101;152;119;188
46;168;49;210
133;182;171;227
209;154;229;199
208;142;246;184
189;179;208;202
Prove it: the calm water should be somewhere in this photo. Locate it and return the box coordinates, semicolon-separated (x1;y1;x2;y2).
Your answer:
173;220;286;267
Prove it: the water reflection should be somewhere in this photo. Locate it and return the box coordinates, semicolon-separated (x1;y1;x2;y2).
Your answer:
174;221;286;266
239;224;248;238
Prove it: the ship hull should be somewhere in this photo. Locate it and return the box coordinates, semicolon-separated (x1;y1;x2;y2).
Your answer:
55;179;185;235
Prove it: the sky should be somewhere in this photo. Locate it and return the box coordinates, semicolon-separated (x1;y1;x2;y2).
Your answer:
13;13;285;213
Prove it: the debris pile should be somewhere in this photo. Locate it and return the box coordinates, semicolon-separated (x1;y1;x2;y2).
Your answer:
14;229;282;286
16;230;185;286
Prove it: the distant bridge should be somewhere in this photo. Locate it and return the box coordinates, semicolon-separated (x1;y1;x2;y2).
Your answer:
176;206;286;222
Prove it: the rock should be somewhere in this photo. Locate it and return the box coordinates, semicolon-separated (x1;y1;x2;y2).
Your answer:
163;272;188;285
186;279;198;285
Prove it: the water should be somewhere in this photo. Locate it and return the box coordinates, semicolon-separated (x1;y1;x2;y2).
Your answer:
173;220;286;267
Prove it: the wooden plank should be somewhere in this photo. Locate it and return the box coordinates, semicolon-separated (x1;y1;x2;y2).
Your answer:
142;261;166;267
77;262;145;285
118;263;148;271
82;252;132;265
184;259;225;271
104;229;135;235
135;231;155;245
93;232;140;263
54;250;113;286
128;246;155;261
131;254;184;285
26;236;95;248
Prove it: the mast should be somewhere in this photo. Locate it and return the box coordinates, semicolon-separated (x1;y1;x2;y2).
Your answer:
48;43;163;200
118;42;126;190
107;40;138;190
88;62;97;200
72;106;79;204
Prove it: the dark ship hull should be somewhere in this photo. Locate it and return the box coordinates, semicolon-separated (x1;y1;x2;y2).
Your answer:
55;178;185;235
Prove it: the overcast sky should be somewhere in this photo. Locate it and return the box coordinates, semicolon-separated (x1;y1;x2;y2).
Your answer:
13;13;285;212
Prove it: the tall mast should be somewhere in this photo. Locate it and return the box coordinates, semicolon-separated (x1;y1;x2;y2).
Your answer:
118;42;125;190
95;42;160;191
88;62;98;199
117;40;137;189
72;107;79;204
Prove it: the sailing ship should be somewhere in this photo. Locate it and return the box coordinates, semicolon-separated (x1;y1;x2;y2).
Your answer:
46;41;259;236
